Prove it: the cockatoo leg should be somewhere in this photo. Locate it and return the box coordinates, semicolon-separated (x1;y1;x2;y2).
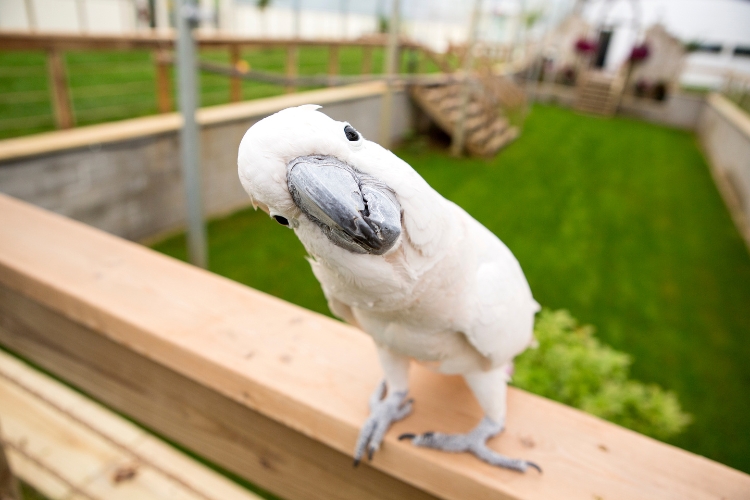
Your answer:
353;347;412;466
399;366;541;473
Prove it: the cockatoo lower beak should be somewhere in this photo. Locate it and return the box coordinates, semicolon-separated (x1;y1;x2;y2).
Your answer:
287;155;402;255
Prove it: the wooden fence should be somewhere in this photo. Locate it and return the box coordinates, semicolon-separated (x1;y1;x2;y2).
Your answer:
0;31;451;133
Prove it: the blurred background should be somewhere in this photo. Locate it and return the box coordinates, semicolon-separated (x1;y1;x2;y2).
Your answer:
1;0;749;499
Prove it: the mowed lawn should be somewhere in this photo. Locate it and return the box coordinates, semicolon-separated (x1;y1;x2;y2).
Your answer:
152;104;750;473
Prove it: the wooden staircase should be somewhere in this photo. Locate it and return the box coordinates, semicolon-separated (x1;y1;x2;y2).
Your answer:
574;70;625;116
410;78;522;157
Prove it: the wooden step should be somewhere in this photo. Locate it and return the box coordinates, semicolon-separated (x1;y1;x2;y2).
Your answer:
421;85;458;103
437;96;461;113
445;102;484;123
464;114;493;134
468;118;508;147
469;126;518;157
410;80;521;157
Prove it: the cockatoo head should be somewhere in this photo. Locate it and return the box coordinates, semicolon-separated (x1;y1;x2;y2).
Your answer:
237;105;404;256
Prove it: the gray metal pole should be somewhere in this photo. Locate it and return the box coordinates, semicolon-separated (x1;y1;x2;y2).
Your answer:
293;0;301;38
451;0;482;157
378;0;400;149
176;0;208;269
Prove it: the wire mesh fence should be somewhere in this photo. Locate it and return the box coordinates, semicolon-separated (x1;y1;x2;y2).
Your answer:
0;43;442;140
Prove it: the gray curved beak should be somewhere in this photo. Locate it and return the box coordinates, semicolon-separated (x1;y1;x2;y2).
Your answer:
287;155;401;255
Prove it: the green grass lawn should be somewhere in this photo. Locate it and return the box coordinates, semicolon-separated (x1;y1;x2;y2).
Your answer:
0;46;437;139
152;104;750;473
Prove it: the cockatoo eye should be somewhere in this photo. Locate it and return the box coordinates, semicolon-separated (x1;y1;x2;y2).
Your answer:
344;125;360;142
273;215;289;226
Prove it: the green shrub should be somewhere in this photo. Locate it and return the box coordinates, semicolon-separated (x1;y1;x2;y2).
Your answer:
512;309;692;440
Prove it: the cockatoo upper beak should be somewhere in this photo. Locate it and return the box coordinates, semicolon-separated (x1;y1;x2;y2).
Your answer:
287;155;401;255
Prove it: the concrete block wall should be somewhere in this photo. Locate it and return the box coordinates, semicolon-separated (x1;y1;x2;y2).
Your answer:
697;93;750;247
0;83;414;242
529;83;705;130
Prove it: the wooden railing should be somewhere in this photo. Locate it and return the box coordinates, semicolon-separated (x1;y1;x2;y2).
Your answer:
0;193;749;499
0;31;452;133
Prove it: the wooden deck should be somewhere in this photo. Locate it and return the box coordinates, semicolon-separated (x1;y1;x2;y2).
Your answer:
0;350;262;500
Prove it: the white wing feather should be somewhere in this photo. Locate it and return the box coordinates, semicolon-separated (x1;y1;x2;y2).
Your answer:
460;214;539;367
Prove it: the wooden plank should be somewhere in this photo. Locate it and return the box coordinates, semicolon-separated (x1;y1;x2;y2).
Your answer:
0;81;389;162
0;31;423;52
154;49;173;113
0;286;435;500
229;44;242;103
328;45;340;86
285;45;298;94
47;49;74;129
0;195;749;500
0;350;263;500
0;420;20;500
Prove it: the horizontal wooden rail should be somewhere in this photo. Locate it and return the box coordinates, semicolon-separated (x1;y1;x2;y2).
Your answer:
0;194;748;500
0;30;423;51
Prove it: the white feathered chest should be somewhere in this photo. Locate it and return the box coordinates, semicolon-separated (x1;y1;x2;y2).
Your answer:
296;199;537;375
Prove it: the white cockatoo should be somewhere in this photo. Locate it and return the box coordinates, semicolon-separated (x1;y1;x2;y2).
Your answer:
237;105;541;472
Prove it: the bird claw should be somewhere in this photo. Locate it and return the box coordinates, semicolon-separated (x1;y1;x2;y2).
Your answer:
353;380;413;466
399;416;542;473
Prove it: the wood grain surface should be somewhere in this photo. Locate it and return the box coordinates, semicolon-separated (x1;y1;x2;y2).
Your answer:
0;194;748;500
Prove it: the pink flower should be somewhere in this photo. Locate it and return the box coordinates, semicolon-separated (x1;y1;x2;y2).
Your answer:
630;44;650;62
575;38;598;54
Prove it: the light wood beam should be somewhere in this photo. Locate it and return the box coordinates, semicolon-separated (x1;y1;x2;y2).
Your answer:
0;194;748;500
154;48;173;113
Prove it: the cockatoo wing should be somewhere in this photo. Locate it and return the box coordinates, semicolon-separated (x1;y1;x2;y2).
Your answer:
462;217;539;368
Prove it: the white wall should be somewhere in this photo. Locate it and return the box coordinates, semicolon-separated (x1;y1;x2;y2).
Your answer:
0;0;472;53
0;0;138;32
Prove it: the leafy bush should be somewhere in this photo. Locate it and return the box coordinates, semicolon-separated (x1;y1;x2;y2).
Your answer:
512;309;692;440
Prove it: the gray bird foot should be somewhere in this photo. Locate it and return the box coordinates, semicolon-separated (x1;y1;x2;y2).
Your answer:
399;416;541;473
353;380;413;466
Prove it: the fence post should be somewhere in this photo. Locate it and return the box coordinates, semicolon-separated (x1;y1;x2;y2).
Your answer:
229;43;242;102
378;0;400;149
285;44;298;93
47;49;73;129
154;48;173;113
451;0;482;157
0;420;20;500
327;44;339;86
361;45;373;75
418;48;427;73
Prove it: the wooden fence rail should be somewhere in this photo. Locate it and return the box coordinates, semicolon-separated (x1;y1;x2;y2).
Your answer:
1;193;749;500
